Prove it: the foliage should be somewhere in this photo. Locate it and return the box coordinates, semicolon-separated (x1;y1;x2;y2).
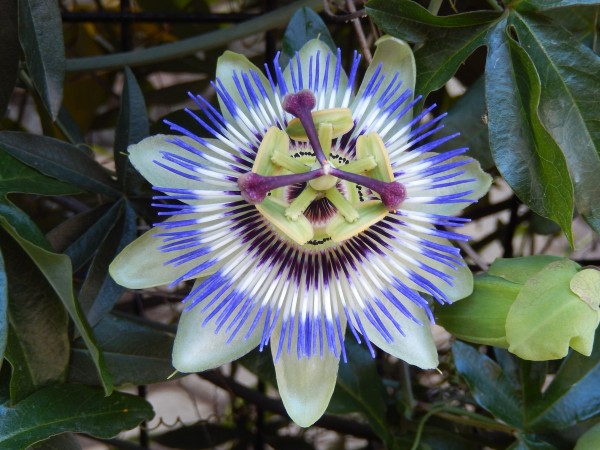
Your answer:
0;0;599;449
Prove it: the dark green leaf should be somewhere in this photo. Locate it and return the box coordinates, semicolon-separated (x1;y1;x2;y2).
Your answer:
17;0;65;119
0;132;120;198
1;231;69;403
0;151;81;196
542;5;600;51
415;25;490;101
0;384;153;449
79;202;137;327
510;12;600;233
69;314;175;387
434;77;494;169
0;250;7;368
0;198;49;250
366;0;501;44
514;0;600;12
329;341;389;443
153;422;246;449
281;7;336;67
30;433;82;450
115;67;149;186
0;217;114;395
453;340;524;428
526;329;600;430
47;202;120;271
0;0;19;118
485;20;574;244
509;434;558;449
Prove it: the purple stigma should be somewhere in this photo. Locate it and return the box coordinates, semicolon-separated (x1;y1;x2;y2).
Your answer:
329;167;406;211
238;169;325;204
282;90;328;165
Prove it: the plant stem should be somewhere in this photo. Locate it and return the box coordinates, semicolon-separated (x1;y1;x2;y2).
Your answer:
485;0;504;11
428;0;444;15
66;0;322;72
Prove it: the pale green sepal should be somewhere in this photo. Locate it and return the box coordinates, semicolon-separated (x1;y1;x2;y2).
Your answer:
354;36;416;141
574;422;600;450
382;230;473;302
256;198;314;245
253;127;289;176
283;39;348;106
505;260;598;360
128;134;239;204
570;269;600;312
362;300;438;369
109;215;221;289
400;155;492;216
488;255;568;284
326;201;387;242
436;274;521;348
173;280;262;372
356;132;394;182
271;339;340;427
286;108;353;141
215;50;275;126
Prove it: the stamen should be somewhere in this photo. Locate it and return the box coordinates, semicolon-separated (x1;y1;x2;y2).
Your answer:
282;90;328;165
329;167;406;212
238;169;324;204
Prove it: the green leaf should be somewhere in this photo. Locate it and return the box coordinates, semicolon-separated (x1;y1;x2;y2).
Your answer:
485;20;574;244
366;0;501;44
115;67;149;187
488;255;567;284
435;77;494;169
436;274;520;347
510;12;600;233
508;434;558;449
281;7;336;67
69;314;175;387
526;328;600;430
505;260;598;360
542;5;600;51
79;202;137;327
0;151;81;197
1;231;69;403
329;341;390;443
30;433;82;450
0;217;114;395
514;0;600;12
17;0;65;119
47;202;122;271
0;384;153;449
453;340;524;427
0;250;7;368
575;422;600;450
0;132;120;198
0;198;49;250
414;24;491;101
0;0;19;118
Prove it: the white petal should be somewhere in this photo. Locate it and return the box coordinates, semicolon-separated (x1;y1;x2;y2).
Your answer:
399;154;492;216
360;299;438;369
215;51;280;135
109;214;224;289
283;39;348;107
173;280;263;372
353;36;416;141
128;134;240;199
271;333;340;427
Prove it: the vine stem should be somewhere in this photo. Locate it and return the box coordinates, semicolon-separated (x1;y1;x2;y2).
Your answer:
66;0;322;72
485;0;504;11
